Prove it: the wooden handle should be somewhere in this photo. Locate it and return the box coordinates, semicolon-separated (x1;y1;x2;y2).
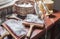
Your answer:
27;25;34;37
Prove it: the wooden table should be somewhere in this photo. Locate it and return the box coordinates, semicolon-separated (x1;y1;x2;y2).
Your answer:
2;12;60;39
30;12;60;39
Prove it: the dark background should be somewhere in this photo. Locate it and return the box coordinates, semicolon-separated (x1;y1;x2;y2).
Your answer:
53;0;60;11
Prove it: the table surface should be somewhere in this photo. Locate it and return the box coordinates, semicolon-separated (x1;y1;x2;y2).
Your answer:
2;12;60;39
30;12;60;39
